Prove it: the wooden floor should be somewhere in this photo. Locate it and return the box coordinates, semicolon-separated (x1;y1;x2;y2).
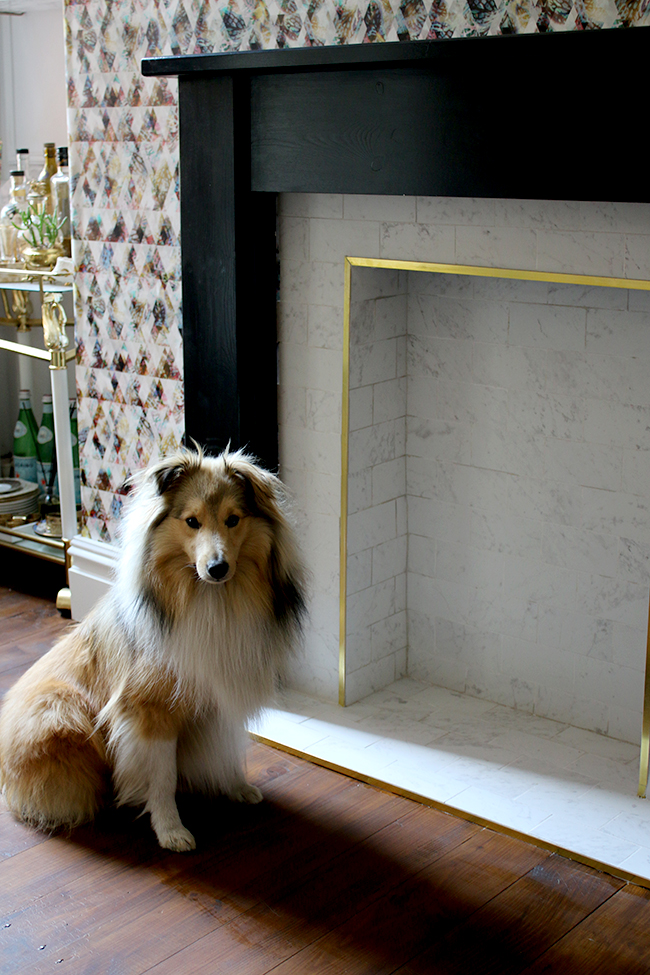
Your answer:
2;585;650;974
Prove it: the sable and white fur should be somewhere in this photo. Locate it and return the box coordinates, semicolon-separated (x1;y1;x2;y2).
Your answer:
0;448;307;851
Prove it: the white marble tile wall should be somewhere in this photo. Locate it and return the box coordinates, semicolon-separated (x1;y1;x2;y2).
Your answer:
346;275;409;701
276;193;650;741
277;194;351;703
406;272;650;744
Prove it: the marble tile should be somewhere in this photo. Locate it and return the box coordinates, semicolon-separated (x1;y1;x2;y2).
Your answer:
411;295;509;344
379;221;455;264
544;439;624;492
416;197;497;227
556;725;640;762
536;231;626;278
541;524;619;577
308;303;344;351
350;338;398;387
532;818;639;866
601;807;650;850
344;195;416;224
310;217;380;264
372;457;406;506
455;225;537;270
450;786;553;835
280;194;343;219
509;302;586;351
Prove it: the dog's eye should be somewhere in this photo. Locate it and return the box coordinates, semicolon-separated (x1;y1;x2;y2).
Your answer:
225;514;240;528
185;517;201;529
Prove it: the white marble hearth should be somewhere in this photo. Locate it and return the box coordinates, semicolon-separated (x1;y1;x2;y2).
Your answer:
250;678;650;886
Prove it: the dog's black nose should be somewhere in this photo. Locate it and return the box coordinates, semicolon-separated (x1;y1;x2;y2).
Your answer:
207;559;229;581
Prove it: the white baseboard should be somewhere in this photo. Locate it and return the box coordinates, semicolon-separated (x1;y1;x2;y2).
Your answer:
67;534;117;620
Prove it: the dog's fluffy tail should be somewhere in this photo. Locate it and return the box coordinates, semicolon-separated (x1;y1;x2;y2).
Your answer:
0;678;108;832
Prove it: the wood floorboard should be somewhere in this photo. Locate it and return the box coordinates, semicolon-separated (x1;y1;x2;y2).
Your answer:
1;585;650;975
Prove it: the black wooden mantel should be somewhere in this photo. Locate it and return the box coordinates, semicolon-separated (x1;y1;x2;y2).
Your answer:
142;28;648;469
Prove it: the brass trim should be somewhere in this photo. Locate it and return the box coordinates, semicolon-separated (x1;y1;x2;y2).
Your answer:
0;337;50;360
338;257;650;798
0;536;65;565
0;526;64;550
339;259;352;707
251;732;650;891
345;257;650;291
640;592;650;797
49;350;68;370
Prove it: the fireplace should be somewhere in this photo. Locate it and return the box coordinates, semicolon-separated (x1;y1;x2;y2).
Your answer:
142;29;650;755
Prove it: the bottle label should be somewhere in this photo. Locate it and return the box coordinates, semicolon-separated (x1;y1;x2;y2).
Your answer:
37;427;54;444
14;455;37;482
14;420;27;438
70;433;78;447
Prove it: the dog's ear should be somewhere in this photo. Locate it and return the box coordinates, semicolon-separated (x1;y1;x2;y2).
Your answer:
149;449;203;496
225;453;281;520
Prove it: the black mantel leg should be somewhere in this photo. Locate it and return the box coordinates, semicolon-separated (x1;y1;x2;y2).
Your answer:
179;74;278;470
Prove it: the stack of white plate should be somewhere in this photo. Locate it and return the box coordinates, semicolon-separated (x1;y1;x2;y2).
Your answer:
0;478;40;516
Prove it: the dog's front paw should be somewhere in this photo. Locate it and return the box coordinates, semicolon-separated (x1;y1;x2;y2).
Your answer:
231;783;263;804
157;825;196;852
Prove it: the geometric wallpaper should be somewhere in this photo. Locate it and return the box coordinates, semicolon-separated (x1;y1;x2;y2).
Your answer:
64;0;649;542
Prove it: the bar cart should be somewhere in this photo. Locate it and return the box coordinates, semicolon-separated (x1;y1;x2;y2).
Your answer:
0;265;77;611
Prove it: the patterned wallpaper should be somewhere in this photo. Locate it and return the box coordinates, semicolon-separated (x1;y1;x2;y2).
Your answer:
65;0;649;542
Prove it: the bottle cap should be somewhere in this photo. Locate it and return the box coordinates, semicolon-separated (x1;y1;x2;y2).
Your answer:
57;147;69;166
17;148;29;153
10;170;24;176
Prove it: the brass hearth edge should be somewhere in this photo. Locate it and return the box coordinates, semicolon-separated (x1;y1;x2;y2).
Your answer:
251;732;649;891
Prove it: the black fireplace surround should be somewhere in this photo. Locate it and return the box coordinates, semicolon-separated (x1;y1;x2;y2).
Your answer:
142;28;648;470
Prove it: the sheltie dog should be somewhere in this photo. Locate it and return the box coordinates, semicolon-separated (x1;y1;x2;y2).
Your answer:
0;447;306;851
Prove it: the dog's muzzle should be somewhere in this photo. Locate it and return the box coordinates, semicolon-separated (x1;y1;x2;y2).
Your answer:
206;558;230;582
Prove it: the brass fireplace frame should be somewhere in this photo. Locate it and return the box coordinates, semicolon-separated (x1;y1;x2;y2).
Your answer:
340;257;650;798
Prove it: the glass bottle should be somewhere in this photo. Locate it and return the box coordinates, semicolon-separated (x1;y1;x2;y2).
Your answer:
38;142;57;183
27;180;49;216
0;171;28;264
13;389;39;484
51;147;71;258
16;148;31;182
36;142;57;215
37;394;56;499
69;397;81;505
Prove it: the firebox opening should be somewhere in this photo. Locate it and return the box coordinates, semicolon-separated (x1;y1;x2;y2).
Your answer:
333;259;650;746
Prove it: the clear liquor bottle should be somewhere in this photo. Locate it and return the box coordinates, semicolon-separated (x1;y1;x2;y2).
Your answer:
51;147;71;258
0;171;28;263
16;148;31;182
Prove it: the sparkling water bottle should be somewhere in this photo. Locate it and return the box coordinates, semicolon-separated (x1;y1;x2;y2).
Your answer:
13;389;38;484
37;394;56;499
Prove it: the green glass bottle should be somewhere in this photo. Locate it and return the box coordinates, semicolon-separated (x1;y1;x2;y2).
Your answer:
37;394;56;499
13;389;38;484
70;397;81;505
